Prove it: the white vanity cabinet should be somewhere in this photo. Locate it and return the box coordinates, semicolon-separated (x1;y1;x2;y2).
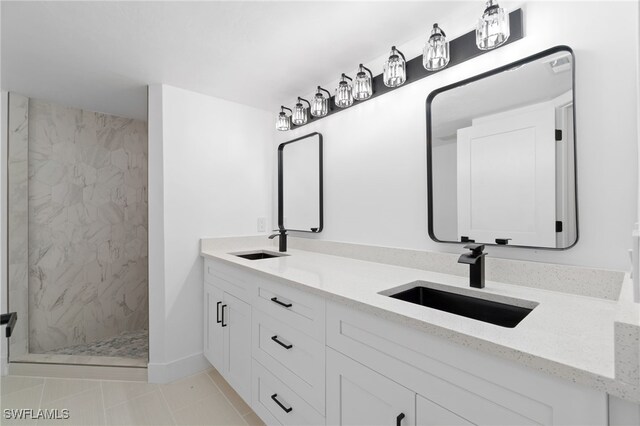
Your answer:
203;260;253;403
416;395;472;426
327;348;416;426
203;257;613;426
203;282;224;369
251;275;327;419
326;301;608;426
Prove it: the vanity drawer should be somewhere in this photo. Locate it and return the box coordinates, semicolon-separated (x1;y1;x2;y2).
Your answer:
204;259;255;300
252;359;324;426
252;310;325;413
326;301;607;426
252;278;325;342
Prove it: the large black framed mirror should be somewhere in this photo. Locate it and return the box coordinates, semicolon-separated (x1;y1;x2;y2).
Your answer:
278;132;323;233
427;46;577;249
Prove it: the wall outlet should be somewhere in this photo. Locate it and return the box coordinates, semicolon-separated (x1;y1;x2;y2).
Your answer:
257;217;266;232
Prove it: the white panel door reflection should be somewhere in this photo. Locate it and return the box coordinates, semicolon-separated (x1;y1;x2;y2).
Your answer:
457;102;556;247
428;47;577;249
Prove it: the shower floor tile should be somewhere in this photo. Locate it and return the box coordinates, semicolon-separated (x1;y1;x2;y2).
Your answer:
11;330;148;367
45;330;148;360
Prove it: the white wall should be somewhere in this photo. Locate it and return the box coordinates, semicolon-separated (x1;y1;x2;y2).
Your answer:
276;1;639;271
148;85;272;382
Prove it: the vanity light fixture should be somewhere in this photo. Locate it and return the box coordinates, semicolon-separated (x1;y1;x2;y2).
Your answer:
476;0;510;50
383;46;407;88
353;64;374;101
335;73;354;108
423;23;450;71
310;86;331;117
276;106;292;131
292;97;311;125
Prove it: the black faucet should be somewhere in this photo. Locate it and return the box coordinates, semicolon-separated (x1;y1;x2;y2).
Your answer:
269;229;287;252
457;244;486;289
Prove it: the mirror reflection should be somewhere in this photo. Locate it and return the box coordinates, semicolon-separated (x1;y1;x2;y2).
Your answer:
279;132;323;233
428;47;576;249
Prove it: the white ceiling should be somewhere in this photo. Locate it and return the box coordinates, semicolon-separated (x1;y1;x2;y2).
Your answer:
1;1;481;120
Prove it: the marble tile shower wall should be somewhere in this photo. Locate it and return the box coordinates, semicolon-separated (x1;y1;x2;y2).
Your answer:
8;93;29;357
26;98;148;353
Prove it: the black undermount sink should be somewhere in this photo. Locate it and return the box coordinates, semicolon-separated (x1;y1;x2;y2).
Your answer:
385;284;535;328
233;251;288;260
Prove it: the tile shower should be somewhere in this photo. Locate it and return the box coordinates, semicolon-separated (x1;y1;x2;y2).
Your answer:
7;93;148;365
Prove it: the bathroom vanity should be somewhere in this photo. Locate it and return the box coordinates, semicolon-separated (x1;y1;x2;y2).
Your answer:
200;239;639;425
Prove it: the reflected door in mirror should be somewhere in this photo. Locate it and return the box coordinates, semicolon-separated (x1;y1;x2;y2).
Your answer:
457;102;556;247
428;46;576;249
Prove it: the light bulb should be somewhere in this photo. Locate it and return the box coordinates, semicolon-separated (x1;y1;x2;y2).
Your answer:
276;106;291;131
292;97;310;125
353;64;373;101
383;46;406;88
476;0;510;50
310;86;330;117
423;23;450;71
335;74;354;108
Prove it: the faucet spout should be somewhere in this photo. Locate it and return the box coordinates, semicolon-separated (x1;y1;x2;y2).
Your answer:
269;229;288;253
457;244;486;288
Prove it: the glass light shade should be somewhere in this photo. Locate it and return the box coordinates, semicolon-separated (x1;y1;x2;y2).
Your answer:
383;47;406;87
292;103;308;125
423;24;450;71
276;112;290;131
310;93;328;117
353;71;373;101
335;81;354;108
476;0;510;50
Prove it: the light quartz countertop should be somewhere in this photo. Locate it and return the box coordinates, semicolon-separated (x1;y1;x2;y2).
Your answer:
201;244;640;403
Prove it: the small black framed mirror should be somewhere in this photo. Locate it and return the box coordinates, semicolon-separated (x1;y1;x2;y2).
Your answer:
427;46;577;249
278;132;323;233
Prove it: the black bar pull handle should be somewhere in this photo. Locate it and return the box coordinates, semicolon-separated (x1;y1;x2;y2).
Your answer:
0;312;17;338
271;335;293;350
396;413;405;426
221;304;228;327
270;297;292;308
216;301;222;324
495;238;512;245
271;394;293;413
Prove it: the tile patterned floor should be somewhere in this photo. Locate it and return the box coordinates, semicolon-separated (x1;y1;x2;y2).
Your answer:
44;330;148;360
0;369;265;426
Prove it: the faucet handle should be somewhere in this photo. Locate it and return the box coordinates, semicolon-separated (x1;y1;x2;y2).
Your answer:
464;243;485;254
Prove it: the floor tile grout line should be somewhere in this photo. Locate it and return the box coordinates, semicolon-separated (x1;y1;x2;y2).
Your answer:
99;381;108;425
204;370;252;421
35;380;46;426
160;372;221;415
103;385;159;411
158;385;179;425
0;377;46;397
39;378;102;405
171;372;251;426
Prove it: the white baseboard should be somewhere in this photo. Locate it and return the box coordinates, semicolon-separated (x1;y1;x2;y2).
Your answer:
8;362;147;381
148;352;211;384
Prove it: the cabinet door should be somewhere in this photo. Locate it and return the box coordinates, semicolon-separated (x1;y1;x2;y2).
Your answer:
204;283;224;371
327;348;415;426
416;395;472;426
223;291;252;404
